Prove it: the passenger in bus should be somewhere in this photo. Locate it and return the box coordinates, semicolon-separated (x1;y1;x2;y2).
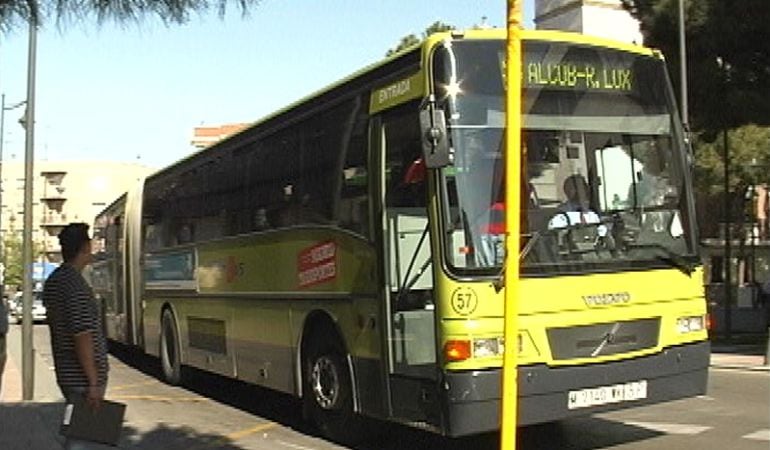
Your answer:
177;224;194;244
254;208;270;231
397;156;427;207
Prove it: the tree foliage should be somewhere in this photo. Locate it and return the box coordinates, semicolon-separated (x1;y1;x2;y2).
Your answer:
1;233;46;289
621;0;770;134
386;21;454;57
623;1;770;237
0;0;258;30
694;125;770;194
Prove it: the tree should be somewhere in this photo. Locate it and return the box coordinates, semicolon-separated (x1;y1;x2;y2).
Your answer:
0;0;258;30
3;233;24;289
386;21;455;57
621;0;770;133
1;233;47;290
622;1;770;237
692;125;770;238
694;125;770;195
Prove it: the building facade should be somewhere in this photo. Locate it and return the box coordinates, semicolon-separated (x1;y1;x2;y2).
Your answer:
535;0;643;44
0;160;154;263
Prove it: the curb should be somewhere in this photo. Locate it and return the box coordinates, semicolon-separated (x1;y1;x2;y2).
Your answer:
710;353;770;372
710;363;770;372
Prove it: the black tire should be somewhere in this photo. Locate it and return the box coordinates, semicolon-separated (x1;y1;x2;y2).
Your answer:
160;308;182;385
304;334;365;444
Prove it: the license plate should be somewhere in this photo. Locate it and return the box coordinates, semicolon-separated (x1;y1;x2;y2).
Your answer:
568;380;648;409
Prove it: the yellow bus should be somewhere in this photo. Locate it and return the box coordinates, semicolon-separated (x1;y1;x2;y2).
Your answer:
92;28;709;439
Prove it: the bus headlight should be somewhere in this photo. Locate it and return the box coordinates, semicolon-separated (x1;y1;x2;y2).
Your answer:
473;338;503;358
676;315;705;333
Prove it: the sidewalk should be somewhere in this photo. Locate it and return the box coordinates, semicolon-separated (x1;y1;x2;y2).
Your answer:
1;326;66;450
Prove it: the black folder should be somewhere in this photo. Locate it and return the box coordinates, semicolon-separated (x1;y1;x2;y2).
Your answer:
60;396;126;446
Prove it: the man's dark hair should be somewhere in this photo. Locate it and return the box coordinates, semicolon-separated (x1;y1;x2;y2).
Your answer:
58;223;91;262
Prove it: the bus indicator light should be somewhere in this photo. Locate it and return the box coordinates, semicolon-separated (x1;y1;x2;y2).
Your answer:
444;340;472;362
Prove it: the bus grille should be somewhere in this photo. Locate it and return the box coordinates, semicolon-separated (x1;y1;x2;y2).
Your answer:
547;318;660;360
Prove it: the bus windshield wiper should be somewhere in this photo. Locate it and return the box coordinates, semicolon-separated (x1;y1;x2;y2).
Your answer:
624;242;695;276
520;231;541;261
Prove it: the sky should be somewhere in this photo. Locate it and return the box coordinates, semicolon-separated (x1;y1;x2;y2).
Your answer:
0;1;535;170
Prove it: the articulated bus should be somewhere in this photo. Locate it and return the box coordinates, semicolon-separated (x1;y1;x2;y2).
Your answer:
92;28;709;438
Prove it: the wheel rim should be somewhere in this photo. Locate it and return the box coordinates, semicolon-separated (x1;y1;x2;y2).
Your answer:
311;355;340;410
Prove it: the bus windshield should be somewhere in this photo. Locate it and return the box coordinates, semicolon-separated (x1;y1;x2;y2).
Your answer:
432;39;697;275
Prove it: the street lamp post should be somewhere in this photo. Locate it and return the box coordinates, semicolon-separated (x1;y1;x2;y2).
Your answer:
717;55;732;342
678;0;690;136
21;9;39;402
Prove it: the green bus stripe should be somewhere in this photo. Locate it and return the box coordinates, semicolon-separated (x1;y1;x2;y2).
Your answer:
369;72;424;114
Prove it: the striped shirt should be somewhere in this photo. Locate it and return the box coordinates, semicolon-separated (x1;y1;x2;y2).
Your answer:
43;264;108;389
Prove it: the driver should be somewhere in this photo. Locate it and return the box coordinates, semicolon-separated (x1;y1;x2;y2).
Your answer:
548;174;607;236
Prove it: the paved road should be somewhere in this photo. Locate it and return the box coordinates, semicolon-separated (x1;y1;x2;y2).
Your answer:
12;325;770;449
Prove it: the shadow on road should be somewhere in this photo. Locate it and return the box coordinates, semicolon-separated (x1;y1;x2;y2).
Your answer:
107;343;665;450
108;342;313;434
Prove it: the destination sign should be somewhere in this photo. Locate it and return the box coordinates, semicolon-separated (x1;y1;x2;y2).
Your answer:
522;41;652;95
526;63;632;91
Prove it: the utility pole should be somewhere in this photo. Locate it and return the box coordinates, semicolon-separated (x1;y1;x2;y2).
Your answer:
716;53;732;342
21;7;38;401
0;94;5;301
723;124;731;342
678;0;689;133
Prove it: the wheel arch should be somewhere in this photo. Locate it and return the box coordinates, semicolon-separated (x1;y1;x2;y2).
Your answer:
296;308;361;413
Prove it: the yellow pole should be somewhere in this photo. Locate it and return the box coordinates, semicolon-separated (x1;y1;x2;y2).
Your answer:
501;1;522;449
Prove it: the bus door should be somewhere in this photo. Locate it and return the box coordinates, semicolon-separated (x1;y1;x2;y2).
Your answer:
376;107;441;424
113;214;127;343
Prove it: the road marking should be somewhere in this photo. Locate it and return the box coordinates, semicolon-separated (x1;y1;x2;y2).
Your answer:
108;380;158;392
743;429;770;441
623;421;711;435
275;440;319;450
110;394;209;403
227;422;277;440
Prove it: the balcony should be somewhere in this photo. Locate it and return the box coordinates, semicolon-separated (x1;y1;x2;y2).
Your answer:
40;170;66;185
40;185;67;203
40;212;68;230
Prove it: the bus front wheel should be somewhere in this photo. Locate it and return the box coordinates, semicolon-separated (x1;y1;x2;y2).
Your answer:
160;308;182;385
304;337;362;443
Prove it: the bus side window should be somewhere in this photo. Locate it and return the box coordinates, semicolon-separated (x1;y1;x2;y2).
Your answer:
339;165;369;237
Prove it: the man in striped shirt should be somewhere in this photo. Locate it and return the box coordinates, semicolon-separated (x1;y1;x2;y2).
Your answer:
43;223;109;419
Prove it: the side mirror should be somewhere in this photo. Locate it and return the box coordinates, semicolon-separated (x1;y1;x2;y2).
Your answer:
419;106;452;168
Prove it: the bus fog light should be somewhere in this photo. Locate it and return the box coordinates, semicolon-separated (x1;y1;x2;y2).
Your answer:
473;338;502;358
676;315;705;333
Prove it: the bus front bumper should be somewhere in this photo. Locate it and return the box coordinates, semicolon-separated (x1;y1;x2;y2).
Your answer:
442;341;710;437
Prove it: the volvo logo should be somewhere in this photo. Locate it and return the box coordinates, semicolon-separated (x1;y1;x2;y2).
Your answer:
591;322;622;357
582;292;631;307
